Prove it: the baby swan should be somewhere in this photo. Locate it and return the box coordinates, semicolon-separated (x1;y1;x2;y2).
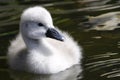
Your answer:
8;6;82;74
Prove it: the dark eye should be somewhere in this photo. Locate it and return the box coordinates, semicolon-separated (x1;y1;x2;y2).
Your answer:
117;23;120;26
38;23;44;26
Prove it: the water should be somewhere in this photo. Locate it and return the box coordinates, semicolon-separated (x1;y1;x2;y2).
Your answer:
0;0;120;80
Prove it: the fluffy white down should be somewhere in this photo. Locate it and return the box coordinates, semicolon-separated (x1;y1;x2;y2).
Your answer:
7;6;82;74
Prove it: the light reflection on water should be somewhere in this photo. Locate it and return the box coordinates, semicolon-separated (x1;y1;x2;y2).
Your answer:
9;65;81;80
0;0;120;80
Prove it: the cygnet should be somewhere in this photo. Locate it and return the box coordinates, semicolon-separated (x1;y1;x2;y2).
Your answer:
8;6;82;74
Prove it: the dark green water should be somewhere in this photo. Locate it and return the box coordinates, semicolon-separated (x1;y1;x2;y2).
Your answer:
0;0;120;80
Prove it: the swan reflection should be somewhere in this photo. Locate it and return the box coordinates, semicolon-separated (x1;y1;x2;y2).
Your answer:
10;65;82;80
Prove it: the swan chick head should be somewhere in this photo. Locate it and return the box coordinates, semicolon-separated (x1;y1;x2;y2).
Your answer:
20;6;64;41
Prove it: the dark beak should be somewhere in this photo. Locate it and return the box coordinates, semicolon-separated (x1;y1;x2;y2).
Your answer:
45;28;64;41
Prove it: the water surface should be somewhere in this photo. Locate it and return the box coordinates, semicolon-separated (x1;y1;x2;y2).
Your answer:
0;0;120;80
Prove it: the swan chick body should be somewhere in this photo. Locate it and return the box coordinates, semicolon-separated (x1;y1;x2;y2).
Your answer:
8;6;82;74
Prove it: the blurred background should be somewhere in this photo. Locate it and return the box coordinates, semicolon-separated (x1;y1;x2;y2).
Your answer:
0;0;120;80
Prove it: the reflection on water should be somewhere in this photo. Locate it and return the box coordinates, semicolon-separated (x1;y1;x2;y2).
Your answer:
0;0;120;80
85;54;120;78
82;11;120;31
10;65;81;80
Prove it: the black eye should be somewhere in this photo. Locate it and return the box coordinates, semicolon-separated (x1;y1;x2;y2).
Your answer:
117;23;120;26
38;23;44;26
